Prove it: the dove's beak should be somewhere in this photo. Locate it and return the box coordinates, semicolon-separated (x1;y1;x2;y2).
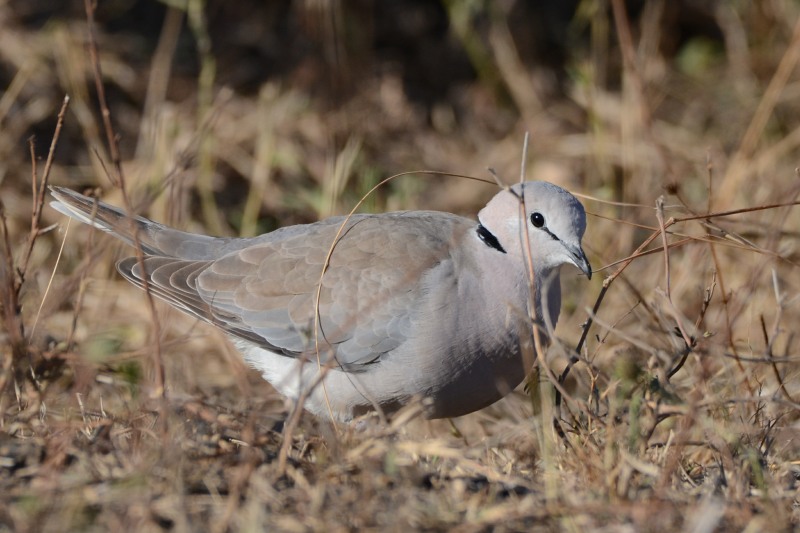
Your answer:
568;245;592;280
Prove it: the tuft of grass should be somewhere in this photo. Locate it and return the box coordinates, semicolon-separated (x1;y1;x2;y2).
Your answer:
0;2;799;531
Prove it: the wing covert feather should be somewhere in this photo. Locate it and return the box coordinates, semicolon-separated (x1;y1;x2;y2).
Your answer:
120;212;472;370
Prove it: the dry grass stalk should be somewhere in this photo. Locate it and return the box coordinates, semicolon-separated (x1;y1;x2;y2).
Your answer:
0;2;799;531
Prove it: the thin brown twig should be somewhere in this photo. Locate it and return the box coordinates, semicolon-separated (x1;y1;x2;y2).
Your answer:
0;96;70;401
674;200;800;223
609;0;676;183
761;313;796;404
655;198;693;350
516;133;549;390
83;0;167;427
276;170;496;475
610;0;650;129
655;197;672;299
0;204;24;397
589;199;800;231
20;96;70;277
667;271;717;379
84;1;121;177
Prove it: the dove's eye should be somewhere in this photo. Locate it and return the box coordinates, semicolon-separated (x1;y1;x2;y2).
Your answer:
530;212;545;228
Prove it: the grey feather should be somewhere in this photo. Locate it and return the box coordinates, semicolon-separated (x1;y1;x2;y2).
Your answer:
50;182;591;421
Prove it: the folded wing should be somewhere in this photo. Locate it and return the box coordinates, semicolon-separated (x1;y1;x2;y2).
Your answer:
117;213;469;371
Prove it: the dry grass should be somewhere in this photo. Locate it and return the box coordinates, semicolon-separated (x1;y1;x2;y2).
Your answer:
1;1;800;531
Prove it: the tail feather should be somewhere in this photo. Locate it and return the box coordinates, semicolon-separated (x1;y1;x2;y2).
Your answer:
49;186;170;256
49;186;228;260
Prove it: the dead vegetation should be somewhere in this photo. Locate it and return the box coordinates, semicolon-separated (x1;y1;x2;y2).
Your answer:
1;1;799;531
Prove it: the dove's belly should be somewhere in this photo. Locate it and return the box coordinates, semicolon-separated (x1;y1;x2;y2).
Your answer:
236;331;532;421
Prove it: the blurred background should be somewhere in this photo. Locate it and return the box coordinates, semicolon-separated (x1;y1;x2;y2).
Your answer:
1;1;799;530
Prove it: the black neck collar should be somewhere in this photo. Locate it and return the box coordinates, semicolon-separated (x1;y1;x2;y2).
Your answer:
476;224;506;254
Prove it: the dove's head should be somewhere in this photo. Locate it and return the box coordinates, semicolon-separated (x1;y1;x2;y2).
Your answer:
477;181;592;279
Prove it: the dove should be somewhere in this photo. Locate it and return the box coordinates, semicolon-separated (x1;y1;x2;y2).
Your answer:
50;181;591;421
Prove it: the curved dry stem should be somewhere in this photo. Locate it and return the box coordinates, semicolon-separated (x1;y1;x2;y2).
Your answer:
276;170;497;474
